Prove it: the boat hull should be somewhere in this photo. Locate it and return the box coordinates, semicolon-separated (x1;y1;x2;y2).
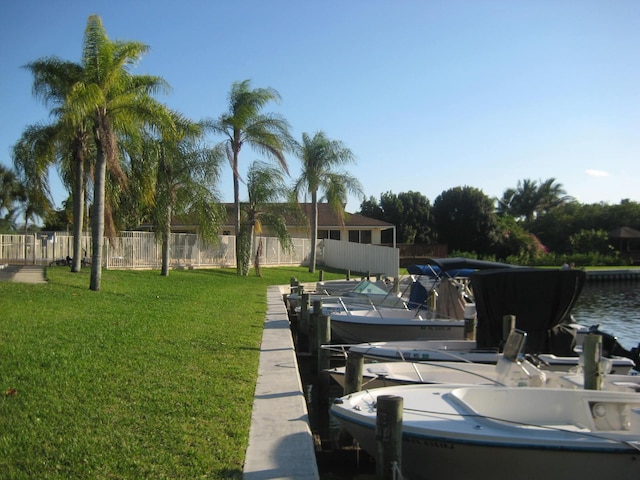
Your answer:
340;419;639;480
331;385;640;480
329;312;465;343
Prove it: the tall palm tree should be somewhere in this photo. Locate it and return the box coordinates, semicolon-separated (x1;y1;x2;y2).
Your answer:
17;58;91;271
293;131;364;273
147;116;224;276
243;160;300;276
67;15;173;290
204;79;296;275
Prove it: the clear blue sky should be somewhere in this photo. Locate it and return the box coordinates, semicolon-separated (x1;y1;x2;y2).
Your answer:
2;0;639;213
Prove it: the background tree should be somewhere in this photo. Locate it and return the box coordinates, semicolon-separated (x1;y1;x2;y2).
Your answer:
569;229;612;255
293;131;364;273
66;15;174;290
42;200;74;231
204;79;296;275
359;191;432;244
147;117;224;276
432;186;499;254
18;57;91;272
359;195;384;219
243;160;300;276
498;177;572;223
492;215;546;261
0;165;27;232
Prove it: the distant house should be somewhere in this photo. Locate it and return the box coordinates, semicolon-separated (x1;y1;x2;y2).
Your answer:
160;203;397;246
609;226;640;264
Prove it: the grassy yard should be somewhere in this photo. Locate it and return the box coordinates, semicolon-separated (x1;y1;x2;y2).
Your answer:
0;266;343;479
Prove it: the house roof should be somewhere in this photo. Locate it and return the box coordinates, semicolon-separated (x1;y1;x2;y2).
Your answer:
298;203;395;228
160;203;395;230
608;226;640;239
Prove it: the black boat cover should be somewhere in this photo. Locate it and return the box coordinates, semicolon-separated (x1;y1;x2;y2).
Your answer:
472;268;587;355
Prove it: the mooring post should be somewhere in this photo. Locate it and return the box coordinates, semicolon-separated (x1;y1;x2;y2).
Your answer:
316;313;331;375
502;315;516;345
344;351;364;395
310;300;323;355
428;289;438;311
298;293;311;352
318;269;324;282
464;303;477;341
376;395;403;480
299;293;310;334
584;333;603;390
289;277;298;295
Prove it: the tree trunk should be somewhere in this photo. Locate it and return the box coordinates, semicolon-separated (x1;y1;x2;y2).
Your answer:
232;138;242;275
71;148;84;273
161;204;171;277
90;146;106;291
309;191;318;273
254;236;263;277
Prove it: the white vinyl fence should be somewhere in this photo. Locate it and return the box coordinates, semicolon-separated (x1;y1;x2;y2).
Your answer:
0;232;314;270
1;233;399;274
320;238;399;278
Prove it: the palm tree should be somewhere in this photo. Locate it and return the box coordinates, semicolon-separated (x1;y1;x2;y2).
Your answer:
293;131;364;273
0;165;27;232
204;79;296;275
67;15;174;290
16;57;91;271
536;178;574;215
499;178;573;222
243;160;300;276
147;116;224;276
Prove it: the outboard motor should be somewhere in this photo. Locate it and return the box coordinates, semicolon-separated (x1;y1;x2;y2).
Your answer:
588;324;640;370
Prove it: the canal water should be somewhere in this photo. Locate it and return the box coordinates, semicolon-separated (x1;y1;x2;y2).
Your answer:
572;281;640;350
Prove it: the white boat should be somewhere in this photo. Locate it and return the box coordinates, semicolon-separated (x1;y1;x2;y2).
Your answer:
327;359;640;391
286;279;407;313
328;329;640;390
331;383;640;480
343;337;637;373
329;308;466;343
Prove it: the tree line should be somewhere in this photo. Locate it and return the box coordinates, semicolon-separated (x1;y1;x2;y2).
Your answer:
0;15;363;289
360;181;640;266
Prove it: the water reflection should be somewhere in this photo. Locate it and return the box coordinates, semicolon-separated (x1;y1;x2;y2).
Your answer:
572;282;640;349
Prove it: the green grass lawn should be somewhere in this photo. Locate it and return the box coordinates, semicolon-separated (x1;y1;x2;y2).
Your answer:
0;266;343;479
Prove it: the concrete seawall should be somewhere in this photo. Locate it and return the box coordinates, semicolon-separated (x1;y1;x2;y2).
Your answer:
243;285;319;480
585;269;640;281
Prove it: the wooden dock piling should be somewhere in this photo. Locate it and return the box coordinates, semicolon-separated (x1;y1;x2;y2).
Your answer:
584;334;603;390
375;395;403;480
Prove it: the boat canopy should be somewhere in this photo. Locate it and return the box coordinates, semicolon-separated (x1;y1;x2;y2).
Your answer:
471;268;586;355
407;258;520;309
407;257;519;277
